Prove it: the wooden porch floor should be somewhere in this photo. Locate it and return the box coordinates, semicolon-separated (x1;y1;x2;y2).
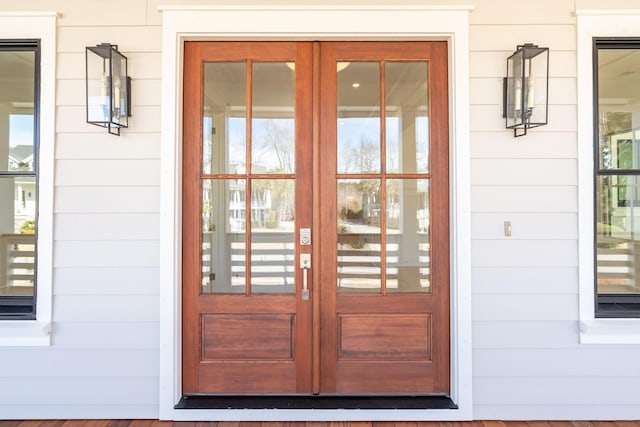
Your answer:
0;422;638;427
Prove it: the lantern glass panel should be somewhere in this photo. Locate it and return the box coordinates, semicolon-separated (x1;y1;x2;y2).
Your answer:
111;50;128;127
506;49;524;129
525;49;549;127
86;48;111;126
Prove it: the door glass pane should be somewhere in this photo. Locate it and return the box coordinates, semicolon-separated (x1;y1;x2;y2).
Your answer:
251;179;295;294
337;179;381;293
386;62;429;174
337;62;381;174
202;178;246;294
0;177;36;297
203;62;246;175
386;179;430;293
252;63;295;174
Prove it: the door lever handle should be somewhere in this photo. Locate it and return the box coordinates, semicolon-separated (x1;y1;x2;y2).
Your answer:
300;253;311;300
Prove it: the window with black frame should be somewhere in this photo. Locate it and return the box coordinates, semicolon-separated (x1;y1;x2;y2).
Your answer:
595;38;640;317
0;40;39;319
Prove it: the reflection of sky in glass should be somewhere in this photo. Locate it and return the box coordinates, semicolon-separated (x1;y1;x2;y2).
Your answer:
416;116;429;172
9;114;34;147
338;117;380;173
228;117;246;167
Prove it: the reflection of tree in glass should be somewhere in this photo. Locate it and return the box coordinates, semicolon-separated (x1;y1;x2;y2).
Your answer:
252;179;294;230
599;111;630;170
339;188;362;221
338;180;380;227
343;136;380;174
202;198;213;232
253;119;294;174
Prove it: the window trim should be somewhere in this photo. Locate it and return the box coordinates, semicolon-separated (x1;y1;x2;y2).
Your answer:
0;12;56;346
577;9;640;343
592;37;640;319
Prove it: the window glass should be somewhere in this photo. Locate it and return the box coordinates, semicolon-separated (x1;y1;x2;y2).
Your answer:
595;40;640;317
0;43;38;319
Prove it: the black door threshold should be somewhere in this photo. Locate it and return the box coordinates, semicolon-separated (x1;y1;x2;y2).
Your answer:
176;395;457;410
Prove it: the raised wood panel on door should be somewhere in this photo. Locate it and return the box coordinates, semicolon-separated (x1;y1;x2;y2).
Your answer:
338;314;431;360
202;314;295;360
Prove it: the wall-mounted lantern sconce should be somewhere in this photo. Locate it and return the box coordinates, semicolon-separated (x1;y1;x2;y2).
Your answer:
86;43;131;136
503;43;549;137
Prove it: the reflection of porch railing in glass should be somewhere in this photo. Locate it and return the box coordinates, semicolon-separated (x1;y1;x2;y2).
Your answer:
338;233;430;292
0;234;36;296
201;232;430;293
201;232;295;294
597;237;640;293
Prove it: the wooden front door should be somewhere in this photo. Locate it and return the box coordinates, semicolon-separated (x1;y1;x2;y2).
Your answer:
182;41;449;396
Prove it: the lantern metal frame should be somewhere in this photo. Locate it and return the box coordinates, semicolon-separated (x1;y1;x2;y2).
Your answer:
502;43;549;137
85;43;131;136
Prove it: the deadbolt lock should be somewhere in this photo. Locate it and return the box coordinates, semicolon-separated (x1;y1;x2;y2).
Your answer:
300;228;311;246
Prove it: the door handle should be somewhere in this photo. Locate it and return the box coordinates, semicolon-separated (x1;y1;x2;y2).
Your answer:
300;253;311;300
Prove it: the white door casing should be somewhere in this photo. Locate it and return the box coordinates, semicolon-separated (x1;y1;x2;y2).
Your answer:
158;5;473;421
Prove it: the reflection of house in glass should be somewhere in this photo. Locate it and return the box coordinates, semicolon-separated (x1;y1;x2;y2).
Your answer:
9;144;33;170
9;145;36;221
222;165;274;232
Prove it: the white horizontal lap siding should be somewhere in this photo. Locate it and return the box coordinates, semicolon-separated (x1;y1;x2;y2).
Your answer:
55;186;160;213
54;213;160;241
0;0;160;419
469;1;640;420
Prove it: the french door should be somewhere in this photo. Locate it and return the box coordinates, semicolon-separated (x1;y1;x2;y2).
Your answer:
182;41;449;395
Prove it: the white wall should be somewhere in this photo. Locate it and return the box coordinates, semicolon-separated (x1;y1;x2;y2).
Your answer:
0;0;638;420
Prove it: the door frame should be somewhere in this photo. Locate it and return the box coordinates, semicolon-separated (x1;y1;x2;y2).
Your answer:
159;4;473;421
